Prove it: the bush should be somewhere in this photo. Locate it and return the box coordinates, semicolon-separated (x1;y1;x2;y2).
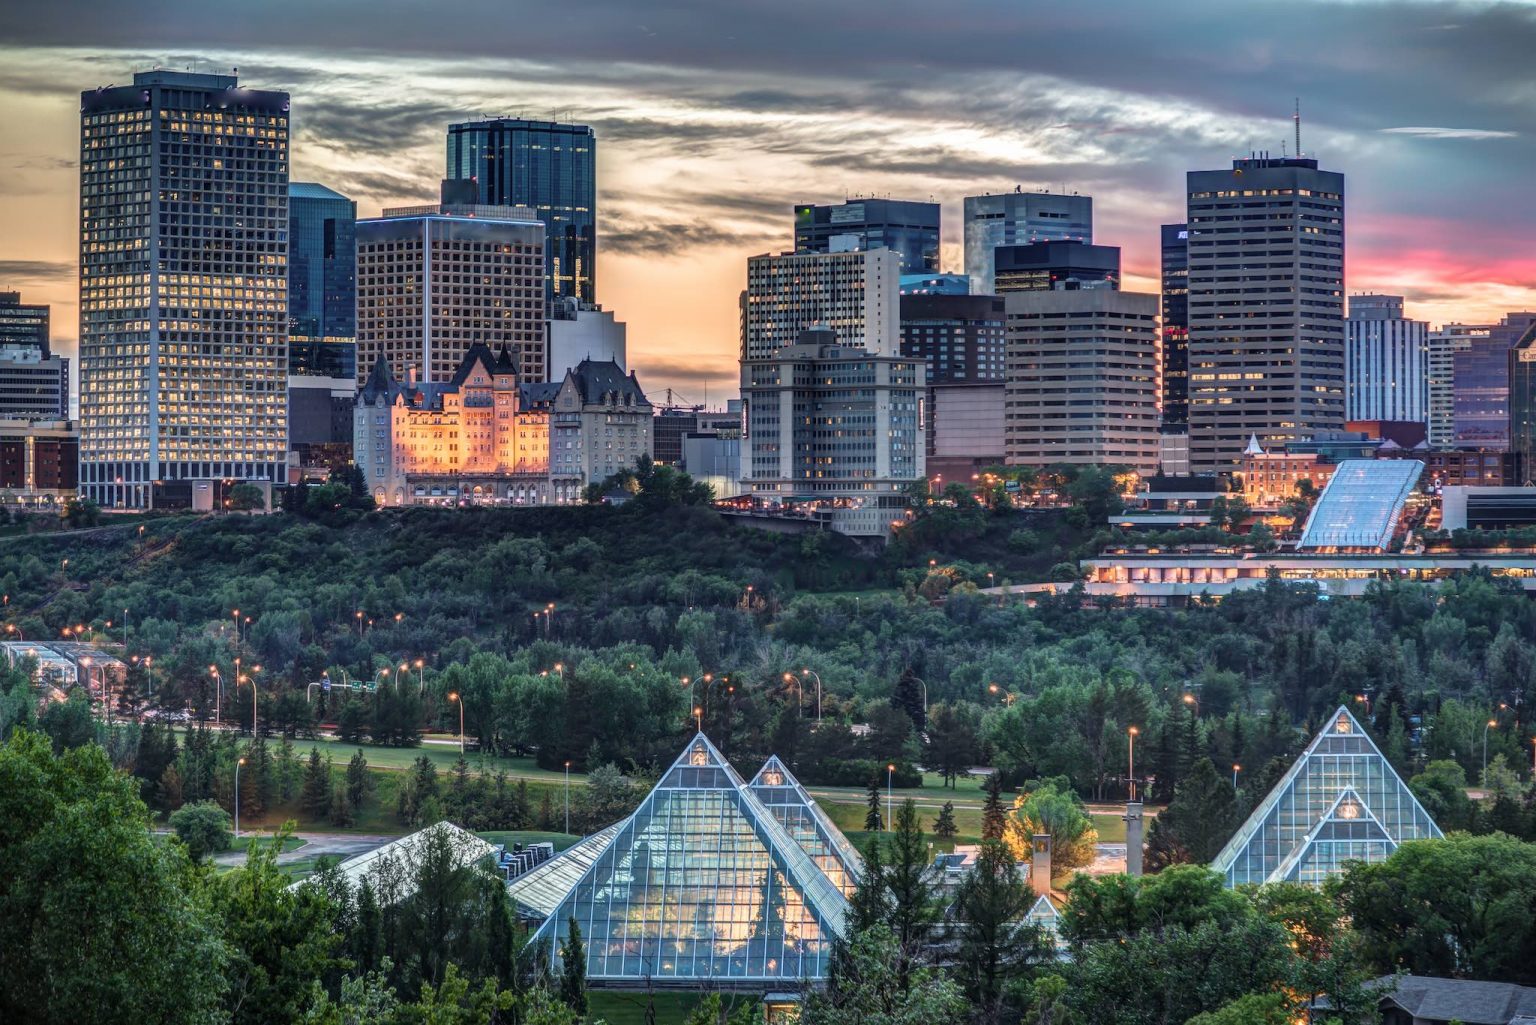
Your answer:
169;800;233;862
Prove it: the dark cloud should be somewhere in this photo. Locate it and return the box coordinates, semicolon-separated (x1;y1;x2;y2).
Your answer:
632;355;739;388
0;260;74;281
604;220;779;256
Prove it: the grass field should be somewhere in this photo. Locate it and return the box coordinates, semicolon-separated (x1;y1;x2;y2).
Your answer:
586;990;765;1025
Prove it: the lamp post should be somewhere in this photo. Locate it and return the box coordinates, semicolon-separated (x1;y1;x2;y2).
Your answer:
241;665;261;737
448;692;464;754
886;763;895;831
1127;726;1140;801
564;761;571;834
234;756;246;838
1182;692;1200;716
802;668;821;722
414;659;425;693
1232;764;1241;790
910;674;929;717
4;624;22;641
1484;718;1498;779
210;666;222;727
693;706;703;732
231;609;240;656
553;662;564;680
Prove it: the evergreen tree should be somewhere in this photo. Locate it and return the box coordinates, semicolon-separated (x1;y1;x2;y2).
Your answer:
892;667;927;732
1144;758;1238;871
864;776;884;831
353;877;383;975
346;749;374;812
953;837;1048;1020
848;837;888;936
274;737;299;803
982;771;1007;841
558;918;587;1015
934;800;958;842
884;800;937;982
300;747;330;820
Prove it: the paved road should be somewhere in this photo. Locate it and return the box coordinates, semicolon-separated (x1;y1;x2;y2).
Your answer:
210;830;400;868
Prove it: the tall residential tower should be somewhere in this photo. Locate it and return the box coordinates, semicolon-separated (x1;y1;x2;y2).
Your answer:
79;69;290;508
741;249;901;361
1185;156;1345;470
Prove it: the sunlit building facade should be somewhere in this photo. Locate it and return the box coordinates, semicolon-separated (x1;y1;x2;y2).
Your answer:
79;69;290;508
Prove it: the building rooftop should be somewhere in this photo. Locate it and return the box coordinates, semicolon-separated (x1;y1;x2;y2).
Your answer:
1369;975;1536;1024
289;182;352;203
291;822;493;901
1298;459;1424;550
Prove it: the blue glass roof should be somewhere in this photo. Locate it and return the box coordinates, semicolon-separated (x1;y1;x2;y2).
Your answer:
1298;459;1423;550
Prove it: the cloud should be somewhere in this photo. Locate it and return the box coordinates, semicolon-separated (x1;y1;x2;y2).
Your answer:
1379;126;1517;139
631;355;739;389
603;220;779;257
0;260;74;281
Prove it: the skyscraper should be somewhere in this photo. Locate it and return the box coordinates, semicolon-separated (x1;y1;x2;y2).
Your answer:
741;249;901;361
0;291;49;355
355;184;547;386
1453;312;1536;449
79;70;289;508
963;191;1092;295
288;182;357;379
793;199;940;274
0;291;67;420
993;241;1120;294
1428;323;1486;449
1185;156;1345;471
1159;224;1190;433
446;118;596;303
1345;294;1428;424
899;294;1005;385
1511;324;1536;484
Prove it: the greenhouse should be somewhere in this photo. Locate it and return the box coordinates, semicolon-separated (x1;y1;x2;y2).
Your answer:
747;755;863;896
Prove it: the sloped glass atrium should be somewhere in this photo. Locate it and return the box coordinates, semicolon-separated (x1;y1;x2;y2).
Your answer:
1298;459;1424;550
747;755;863;896
527;734;850;987
1210;706;1442;886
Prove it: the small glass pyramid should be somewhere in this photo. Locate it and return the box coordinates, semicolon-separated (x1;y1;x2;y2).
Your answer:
527;733;851;985
747;755;863;896
1210;705;1442;886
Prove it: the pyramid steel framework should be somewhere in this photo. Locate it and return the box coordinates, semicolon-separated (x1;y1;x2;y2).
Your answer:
747;755;863;896
527;733;850;987
1210;706;1442;886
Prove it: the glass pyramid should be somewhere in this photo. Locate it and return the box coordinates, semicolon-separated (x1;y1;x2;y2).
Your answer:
528;733;850;986
747;755;863;896
1026;894;1067;952
1210;706;1442;886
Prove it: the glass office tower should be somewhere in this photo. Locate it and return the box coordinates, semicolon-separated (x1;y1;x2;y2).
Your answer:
79;69;289;508
793;198;940;274
1160;224;1189;432
446;119;596;303
288;182;356;379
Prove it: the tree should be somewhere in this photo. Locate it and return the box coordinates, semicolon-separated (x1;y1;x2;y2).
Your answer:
1004;779;1098;875
170;799;234;862
38;690;95;752
926;702;979;788
228;483;266;512
892;667;926;731
803;924;969;1025
953;838;1049;1021
982;771;1007;841
558;918;587;1015
864;775;884;831
0;729;229;1025
1409;760;1474;831
933;801;958;842
346;748;375;813
301;747;331;820
1185;993;1291;1025
1144;758;1238;870
884;800;938;975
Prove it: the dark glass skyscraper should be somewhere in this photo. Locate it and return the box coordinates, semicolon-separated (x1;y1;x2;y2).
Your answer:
993;241;1120;294
1510;323;1536;483
793;199;940;274
288;182;356;379
0;291;50;356
1160;224;1189;432
1454;311;1536;449
446;119;597;303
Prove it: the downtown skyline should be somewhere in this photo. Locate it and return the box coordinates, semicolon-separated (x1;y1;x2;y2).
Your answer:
3;0;1536;401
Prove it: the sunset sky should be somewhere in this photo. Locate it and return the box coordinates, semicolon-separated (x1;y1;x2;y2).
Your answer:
3;0;1536;402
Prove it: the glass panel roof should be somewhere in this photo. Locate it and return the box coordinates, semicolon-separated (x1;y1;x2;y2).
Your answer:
507;821;625;921
1298;459;1423;550
294;822;494;902
747;755;863;896
528;734;850;986
1210;707;1442;887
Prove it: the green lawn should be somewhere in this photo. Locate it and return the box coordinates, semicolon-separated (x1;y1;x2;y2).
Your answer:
585;991;763;1025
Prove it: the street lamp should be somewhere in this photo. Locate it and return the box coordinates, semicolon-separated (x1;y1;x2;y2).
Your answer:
1355;693;1372;717
886;763;895;831
553;662;564;680
413;658;425;693
234;756;246;838
231;609;241;655
801;668;822;722
564;761;572;833
1127;726;1140;801
4;623;22;641
1484;718;1498;778
693;706;703;732
1232;764;1241;790
210;665;222;727
448;692;465;754
1182;692;1200;716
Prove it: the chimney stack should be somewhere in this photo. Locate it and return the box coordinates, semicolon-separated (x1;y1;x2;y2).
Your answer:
1124;803;1144;877
1031;834;1052;896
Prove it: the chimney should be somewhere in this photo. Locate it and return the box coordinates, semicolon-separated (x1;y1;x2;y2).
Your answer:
406;364;418;388
1031;834;1052;896
1124;803;1144;877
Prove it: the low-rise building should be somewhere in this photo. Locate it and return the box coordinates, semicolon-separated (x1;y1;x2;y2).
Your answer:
0;418;78;507
549;361;655;503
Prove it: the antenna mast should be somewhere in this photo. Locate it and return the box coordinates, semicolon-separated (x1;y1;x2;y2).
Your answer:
1294;98;1302;158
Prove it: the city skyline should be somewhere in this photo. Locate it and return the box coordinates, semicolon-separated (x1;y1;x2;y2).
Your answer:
3;2;1536;401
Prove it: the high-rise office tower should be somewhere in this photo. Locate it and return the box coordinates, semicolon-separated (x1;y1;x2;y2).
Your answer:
741;249;901;361
0;291;67;420
356;183;547;386
1453;312;1536;449
446;118;596;303
79;70;289;508
993;241;1120;294
1345;294;1428;424
1428;324;1486;449
741;326;924;536
793;199;940;274
1185;156;1345;471
1510;323;1536;483
1159;225;1190;433
963;191;1092;295
288;182;357;380
1003;288;1160;472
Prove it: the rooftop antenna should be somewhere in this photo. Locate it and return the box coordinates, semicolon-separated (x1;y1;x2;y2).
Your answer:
1294;98;1302;158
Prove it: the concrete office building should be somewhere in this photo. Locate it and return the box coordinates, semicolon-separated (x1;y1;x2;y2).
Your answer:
1428;323;1486;449
547;297;626;378
963;190;1092;295
793;199;940;274
899;294;1006;385
1185;156;1346;471
79;69;290;508
1004;288;1160;473
0;291;50;355
1345;295;1428;424
741;327;924;535
1454;312;1536;450
288;182;357;380
356;184;546;387
993;240;1120;294
549;361;654;504
0;349;69;421
446;118;596;303
929;383;1006;482
741;249;901;361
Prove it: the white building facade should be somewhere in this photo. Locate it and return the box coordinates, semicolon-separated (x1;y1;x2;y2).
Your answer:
1345;294;1428;424
742;249;900;361
547;297;627;379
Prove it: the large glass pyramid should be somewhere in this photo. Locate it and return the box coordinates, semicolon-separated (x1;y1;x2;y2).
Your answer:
1210;706;1442;886
528;734;850;986
747;755;863;896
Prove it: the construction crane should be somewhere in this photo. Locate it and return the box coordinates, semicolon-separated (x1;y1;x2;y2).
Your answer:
660;388;704;413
